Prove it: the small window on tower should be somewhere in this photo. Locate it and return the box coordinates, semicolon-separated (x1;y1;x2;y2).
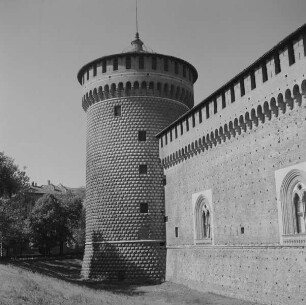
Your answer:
175;227;179;237
140;203;148;213
139;164;147;175
138;131;146;141
114;105;121;117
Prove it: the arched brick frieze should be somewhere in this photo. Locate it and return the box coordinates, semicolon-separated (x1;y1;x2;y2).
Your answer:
263;101;271;120
270;98;278;117
301;79;306;97
239;115;246;132
277;93;286;113
293;84;302;106
162;79;306;169
285;88;294;110
257;105;264;123
234;118;241;135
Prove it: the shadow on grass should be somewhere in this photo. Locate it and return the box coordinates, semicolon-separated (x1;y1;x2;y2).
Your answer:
3;258;158;297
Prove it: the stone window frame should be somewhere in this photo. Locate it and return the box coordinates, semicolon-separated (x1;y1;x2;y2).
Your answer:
192;190;214;245
275;162;306;246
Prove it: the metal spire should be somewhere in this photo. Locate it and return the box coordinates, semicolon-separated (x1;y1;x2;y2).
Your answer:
136;0;139;38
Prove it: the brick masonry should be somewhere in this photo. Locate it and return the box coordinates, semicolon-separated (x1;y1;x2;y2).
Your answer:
158;25;306;304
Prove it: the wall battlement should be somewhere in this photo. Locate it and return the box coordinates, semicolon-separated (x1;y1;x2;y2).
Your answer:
158;23;306;151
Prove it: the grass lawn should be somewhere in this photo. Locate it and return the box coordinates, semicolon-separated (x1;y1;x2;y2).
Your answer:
0;259;259;305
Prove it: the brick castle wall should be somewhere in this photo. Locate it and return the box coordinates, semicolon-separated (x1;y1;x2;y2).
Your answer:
158;26;306;304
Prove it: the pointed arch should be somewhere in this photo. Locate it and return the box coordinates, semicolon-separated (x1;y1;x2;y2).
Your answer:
194;194;212;243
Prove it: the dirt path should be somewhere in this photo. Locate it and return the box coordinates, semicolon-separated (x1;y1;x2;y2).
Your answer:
0;260;260;305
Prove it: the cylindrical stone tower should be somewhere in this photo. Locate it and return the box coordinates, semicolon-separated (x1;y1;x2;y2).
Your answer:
77;33;197;282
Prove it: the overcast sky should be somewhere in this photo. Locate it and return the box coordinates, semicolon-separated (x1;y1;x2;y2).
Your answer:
0;0;305;187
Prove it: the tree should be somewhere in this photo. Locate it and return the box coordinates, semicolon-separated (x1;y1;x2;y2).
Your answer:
0;152;29;199
0;152;30;256
28;193;84;255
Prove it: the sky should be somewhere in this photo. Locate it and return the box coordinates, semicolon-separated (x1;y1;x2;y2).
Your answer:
0;0;306;187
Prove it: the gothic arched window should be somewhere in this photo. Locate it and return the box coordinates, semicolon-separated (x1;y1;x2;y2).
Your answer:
194;195;212;243
280;169;306;237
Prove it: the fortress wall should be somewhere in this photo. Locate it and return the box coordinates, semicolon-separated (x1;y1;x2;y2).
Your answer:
158;26;306;304
162;90;306;246
166;246;306;305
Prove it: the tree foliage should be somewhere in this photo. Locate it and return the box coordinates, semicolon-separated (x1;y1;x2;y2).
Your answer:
0;152;30;256
0;152;29;198
28;193;84;255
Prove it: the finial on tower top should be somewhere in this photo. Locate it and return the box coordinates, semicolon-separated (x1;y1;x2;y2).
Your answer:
131;0;144;52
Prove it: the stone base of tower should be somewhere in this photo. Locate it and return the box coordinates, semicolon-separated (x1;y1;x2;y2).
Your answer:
81;240;166;282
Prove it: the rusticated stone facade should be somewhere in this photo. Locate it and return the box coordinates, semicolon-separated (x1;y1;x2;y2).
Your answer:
158;24;306;304
77;34;197;281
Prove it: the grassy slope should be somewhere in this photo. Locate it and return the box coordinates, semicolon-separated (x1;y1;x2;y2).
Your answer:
0;260;259;305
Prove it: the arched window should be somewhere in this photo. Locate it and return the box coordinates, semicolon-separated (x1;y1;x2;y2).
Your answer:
280;169;306;239
194;195;212;243
141;81;147;89
134;81;139;89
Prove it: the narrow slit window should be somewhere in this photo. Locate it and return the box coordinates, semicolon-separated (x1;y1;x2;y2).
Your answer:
214;99;218;113
199;108;202;123
114;105;121;117
86;70;89;80
138;131;146;141
139;164;147;175
170;130;173;142
175;126;178;138
231;86;235;103
206;104;210;119
222;93;226;109
274;52;281;74
240;79;245;96
175;227;179;237
288;42;295;66
250;71;256;90
186;118;189;131
192;114;195;127
140;203;148;213
262;63;268;83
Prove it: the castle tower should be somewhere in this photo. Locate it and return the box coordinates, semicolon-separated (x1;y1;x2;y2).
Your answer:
77;33;197;281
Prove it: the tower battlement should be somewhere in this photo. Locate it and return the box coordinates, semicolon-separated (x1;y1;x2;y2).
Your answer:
77;51;197;111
